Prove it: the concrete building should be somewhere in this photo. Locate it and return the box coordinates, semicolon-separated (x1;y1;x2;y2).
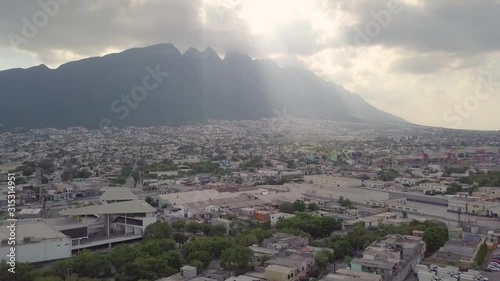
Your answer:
326;269;382;281
265;253;315;281
349;235;426;281
0;220;71;263
293;177;389;204
180;265;198;279
59;199;156;250
265;264;297;281
447;196;486;215
248;246;280;266
350;258;397;278
158;189;269;218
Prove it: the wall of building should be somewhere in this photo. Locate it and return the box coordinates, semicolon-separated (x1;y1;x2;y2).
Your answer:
0;238;71;263
350;263;362;272
265;268;295;281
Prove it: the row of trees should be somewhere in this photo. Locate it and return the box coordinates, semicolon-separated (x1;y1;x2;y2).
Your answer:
279;200;319;213
459;171;500;187
323;220;448;257
275;213;342;238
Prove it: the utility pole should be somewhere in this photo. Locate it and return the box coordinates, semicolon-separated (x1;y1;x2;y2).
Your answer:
36;167;43;202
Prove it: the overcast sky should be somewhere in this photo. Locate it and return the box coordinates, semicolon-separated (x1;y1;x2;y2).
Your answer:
1;0;499;130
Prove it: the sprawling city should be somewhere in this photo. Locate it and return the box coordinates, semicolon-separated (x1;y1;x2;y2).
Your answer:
0;119;499;281
1;0;500;281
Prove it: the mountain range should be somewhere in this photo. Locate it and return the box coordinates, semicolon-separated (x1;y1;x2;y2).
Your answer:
0;43;407;131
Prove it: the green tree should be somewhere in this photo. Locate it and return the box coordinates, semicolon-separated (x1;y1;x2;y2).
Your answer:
314;251;329;270
331;239;352;259
340;198;354;209
109;244;140;271
260;255;272;266
138;239;176;257
474;242;488;266
173;232;189;245
229;220;247;236
71;250;110;278
35;277;64;281
183;237;234;258
378;169;400;181
347;223;380;250
162;250;185;270
423;226;448;256
144;222;172;240
221;246;254;271
145;196;154;205
279;202;295;214
249;227;272;242
186;221;202;235
0;262;42;281
235;233;258;246
210;224;227;236
171;220;186;231
307;203;320;211
48;258;73;279
201;223;213;236
119;256;177;281
188;251;212;267
275;213;341;238
293;200;307;212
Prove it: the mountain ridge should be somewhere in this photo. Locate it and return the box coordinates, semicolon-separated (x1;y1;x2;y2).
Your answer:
0;43;407;131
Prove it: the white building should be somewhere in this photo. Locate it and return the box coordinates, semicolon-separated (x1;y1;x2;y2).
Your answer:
0;220;71;263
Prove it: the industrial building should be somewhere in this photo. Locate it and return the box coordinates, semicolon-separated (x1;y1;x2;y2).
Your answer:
0;220;72;263
158;188;303;219
59;199;156;249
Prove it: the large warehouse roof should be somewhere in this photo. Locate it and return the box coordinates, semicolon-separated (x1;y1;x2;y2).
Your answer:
59;200;155;216
0;221;67;244
159;188;271;205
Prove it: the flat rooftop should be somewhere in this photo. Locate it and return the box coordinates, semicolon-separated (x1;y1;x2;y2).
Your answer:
59;200;155;216
100;188;139;201
265;264;295;274
0;220;67;244
351;258;396;269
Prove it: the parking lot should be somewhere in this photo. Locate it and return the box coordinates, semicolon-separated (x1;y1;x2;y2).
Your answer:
483;247;500;279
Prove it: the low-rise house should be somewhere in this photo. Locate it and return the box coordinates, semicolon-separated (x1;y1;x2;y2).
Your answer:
248;246;280;266
265;265;297;281
205;269;231;281
254;210;271;222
